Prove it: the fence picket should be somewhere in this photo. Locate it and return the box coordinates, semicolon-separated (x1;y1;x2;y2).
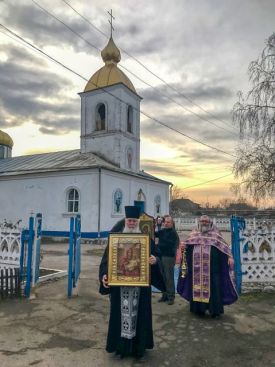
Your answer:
0;269;3;298
0;268;22;300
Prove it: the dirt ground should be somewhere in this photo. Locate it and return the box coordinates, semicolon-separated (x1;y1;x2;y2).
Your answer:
0;243;274;367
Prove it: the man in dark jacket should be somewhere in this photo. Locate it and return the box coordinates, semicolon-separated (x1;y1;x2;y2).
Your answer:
156;215;179;305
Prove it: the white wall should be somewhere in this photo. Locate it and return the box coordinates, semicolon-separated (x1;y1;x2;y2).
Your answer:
0;170;99;232
100;169;170;231
0;168;169;234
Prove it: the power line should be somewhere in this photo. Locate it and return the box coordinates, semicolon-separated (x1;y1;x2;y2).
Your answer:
59;0;235;131
0;28;38;54
118;65;237;137
31;0;100;53
181;173;233;190
60;0;107;38
31;0;237;137
0;24;87;81
0;23;236;158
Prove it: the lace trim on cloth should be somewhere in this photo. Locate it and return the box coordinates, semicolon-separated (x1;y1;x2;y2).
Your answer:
120;286;140;339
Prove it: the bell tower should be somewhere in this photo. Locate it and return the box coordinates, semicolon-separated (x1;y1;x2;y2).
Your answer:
79;24;141;172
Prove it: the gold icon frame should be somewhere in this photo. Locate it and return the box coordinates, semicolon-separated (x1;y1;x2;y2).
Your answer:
108;233;150;286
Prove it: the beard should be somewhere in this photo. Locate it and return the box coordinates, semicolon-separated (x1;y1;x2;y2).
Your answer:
123;223;141;233
200;225;210;234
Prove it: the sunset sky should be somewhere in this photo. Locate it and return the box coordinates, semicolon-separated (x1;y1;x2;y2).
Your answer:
0;0;274;205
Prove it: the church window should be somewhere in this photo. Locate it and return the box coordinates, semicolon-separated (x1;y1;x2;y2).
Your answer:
127;106;133;133
95;103;106;131
154;195;161;216
126;147;133;169
67;188;79;213
113;189;123;214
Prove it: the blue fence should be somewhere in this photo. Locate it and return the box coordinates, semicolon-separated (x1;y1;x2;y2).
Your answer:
231;215;246;294
20;214;83;298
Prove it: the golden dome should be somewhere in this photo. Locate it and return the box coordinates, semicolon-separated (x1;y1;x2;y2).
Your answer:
101;37;121;65
0;130;13;148
84;37;136;94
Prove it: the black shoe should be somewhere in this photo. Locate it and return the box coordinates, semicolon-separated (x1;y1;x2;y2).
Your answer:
134;352;145;363
167;299;174;305
158;296;168;302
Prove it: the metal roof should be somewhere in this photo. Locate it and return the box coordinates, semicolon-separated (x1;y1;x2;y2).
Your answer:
0;149;171;184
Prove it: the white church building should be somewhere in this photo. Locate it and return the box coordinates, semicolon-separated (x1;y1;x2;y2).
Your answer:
0;36;171;236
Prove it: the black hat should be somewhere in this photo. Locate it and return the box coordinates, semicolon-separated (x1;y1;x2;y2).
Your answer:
125;206;140;219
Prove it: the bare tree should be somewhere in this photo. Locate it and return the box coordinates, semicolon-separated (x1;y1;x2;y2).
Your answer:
233;33;275;202
218;198;232;209
170;185;188;201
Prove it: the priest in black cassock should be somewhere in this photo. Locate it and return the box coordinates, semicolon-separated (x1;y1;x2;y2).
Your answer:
99;206;165;359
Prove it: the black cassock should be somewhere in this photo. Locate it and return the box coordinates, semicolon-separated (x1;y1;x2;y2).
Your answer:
99;219;165;357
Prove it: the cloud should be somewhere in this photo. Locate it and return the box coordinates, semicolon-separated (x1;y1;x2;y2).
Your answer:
141;158;194;177
0;44;79;133
2;1;102;55
140;80;233;108
179;150;233;165
141;113;236;151
38;116;79;135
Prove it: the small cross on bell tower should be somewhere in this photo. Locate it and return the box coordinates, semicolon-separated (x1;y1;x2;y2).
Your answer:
108;9;115;37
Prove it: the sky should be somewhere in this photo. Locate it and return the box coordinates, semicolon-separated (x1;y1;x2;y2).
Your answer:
0;0;274;205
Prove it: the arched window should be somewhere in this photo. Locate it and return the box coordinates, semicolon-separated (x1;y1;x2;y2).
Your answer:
126;147;133;169
67;188;80;213
127;105;133;133
113;189;123;214
95;103;106;131
154;195;161;216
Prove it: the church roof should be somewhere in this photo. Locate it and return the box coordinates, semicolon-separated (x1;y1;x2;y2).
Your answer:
0;130;13;148
84;37;136;94
84;64;136;94
0;150;170;184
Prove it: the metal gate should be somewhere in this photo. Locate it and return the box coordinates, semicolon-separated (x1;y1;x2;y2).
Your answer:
21;213;82;298
20;213;42;297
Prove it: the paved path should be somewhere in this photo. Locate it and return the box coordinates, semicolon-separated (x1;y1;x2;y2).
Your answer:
0;244;274;367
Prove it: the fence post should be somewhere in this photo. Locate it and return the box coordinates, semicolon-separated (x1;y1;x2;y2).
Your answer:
231;216;245;294
24;216;34;298
32;213;42;285
67;217;75;298
74;214;81;288
20;230;27;280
